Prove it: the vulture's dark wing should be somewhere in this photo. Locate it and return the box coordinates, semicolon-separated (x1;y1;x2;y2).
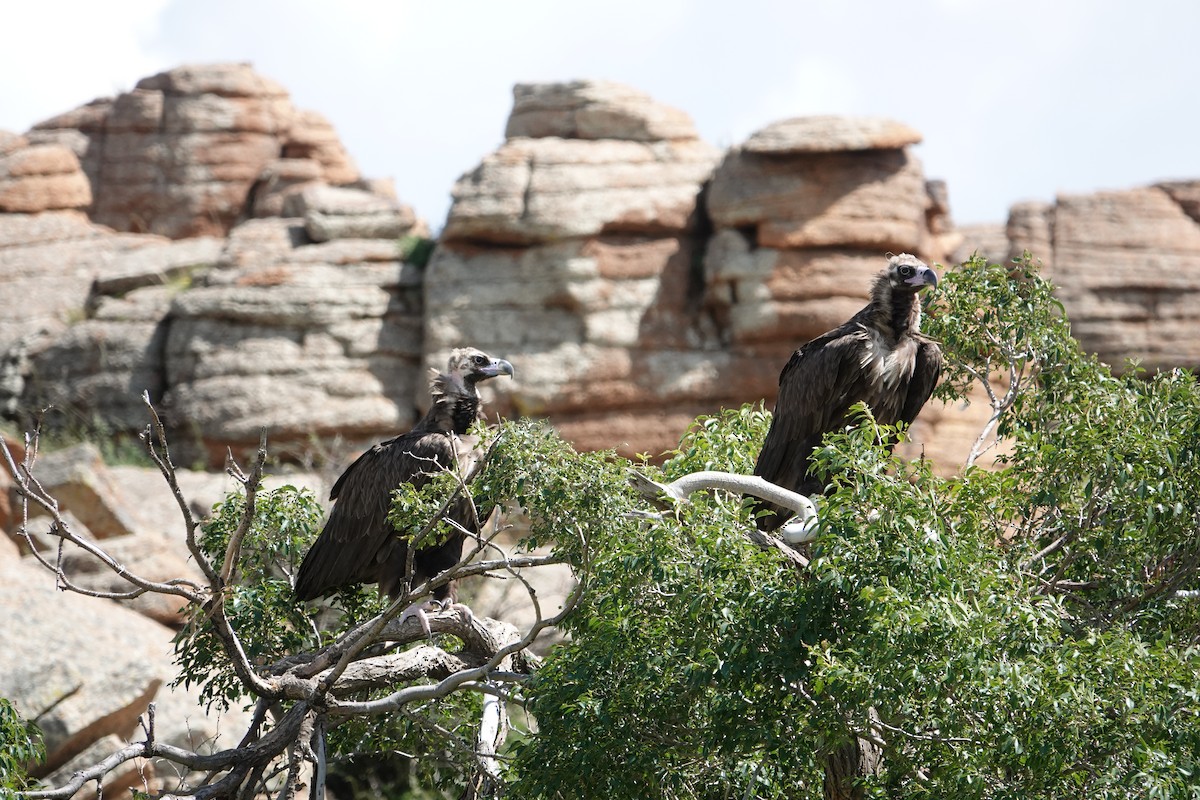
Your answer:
899;337;943;424
294;430;459;601
753;326;870;507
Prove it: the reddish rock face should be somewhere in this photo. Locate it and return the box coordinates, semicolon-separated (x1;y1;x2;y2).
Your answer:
433;96;957;459
0;136;92;213
1045;187;1200;374
29;63;364;240
505;80;699;142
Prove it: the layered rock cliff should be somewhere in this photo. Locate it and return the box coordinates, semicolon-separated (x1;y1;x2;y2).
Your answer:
3;62;1198;470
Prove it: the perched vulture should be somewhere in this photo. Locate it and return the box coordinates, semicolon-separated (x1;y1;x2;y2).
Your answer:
752;253;942;531
294;347;514;607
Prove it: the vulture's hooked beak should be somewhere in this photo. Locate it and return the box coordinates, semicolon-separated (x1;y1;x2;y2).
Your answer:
905;265;938;289
480;358;515;379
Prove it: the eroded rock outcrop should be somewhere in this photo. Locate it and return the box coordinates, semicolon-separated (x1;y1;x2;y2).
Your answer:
163;218;426;465
964;182;1200;375
0;211;183;377
429;80;724;456
28;63;363;239
5;64;427;463
431;92;997;461
19;236;222;433
0;132;92;214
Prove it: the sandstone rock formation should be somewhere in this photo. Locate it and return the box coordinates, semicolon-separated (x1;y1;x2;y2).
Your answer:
956;181;1200;375
4;64;1200;797
0;211;185;387
0;132;92;213
2;65;428;466
164;218;426;465
430;80;724;456
6;64;1197;467
18;236;223;434
28;63;363;239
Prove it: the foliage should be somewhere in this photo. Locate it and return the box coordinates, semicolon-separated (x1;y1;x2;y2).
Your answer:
473;418;641;566
506;255;1200;798
173;484;382;710
922;253;1076;428
398;235;437;269
0;697;43;796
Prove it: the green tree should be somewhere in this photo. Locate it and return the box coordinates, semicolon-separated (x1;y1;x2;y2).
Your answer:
508;255;1200;799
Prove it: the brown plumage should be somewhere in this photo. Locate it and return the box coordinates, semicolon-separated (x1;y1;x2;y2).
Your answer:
752;254;942;531
294;348;514;603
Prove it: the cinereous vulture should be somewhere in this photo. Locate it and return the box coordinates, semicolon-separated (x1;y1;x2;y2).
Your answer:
752;253;942;531
294;347;514;608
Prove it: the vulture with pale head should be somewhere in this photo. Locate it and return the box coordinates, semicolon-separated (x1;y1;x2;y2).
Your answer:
752;253;942;531
294;347;514;607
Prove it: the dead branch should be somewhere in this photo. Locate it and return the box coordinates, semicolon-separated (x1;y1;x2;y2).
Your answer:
630;468;815;569
141;391;220;588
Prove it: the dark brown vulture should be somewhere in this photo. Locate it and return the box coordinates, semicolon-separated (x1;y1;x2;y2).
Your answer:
294;347;514;608
752;253;942;531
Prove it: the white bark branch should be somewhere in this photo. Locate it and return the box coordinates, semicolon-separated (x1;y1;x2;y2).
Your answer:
630;469;818;546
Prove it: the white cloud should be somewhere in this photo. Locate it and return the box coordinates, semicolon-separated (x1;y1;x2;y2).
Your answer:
727;56;865;146
1;1;170;130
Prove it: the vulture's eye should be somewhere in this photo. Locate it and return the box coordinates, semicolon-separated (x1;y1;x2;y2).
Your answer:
898;265;914;277
472;355;488;366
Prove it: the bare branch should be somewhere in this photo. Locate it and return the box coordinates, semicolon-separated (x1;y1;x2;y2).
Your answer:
631;469;815;532
631;469;817;567
141;392;220;587
331;579;582;717
3;436;207;604
220;430;269;587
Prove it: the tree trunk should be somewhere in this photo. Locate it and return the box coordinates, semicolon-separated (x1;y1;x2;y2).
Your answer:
823;710;883;800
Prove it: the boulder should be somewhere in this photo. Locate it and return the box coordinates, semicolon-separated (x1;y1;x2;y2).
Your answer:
430;81;724;454
283;108;360;185
0;138;92;213
15;443;141;540
0;543;251;791
0;212;174;359
92;236;223;297
18;237;222;433
52;464;324;627
1050;187;1200;373
443;137;719;244
283;183;422;242
706;145;928;252
57;533;197;627
249;157;324;218
505;80;699;142
740;115;922;154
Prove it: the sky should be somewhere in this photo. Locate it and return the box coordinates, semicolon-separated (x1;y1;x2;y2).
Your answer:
3;0;1199;231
